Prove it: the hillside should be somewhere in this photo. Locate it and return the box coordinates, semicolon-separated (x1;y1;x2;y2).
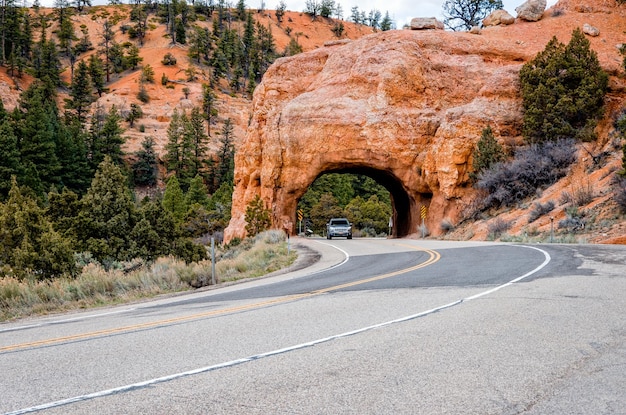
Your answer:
1;1;625;245
0;5;375;156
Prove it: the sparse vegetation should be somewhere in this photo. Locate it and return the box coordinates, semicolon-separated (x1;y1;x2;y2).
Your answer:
0;231;295;321
477;139;577;209
528;200;555;223
487;217;511;239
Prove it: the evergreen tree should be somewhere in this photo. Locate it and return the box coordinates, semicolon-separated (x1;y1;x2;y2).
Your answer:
132;136;158;186
215;118;235;189
75;156;137;263
0;177;76;279
309;193;343;231
56;120;92;194
520;28;608;144
100;19;115;82
16;81;62;195
380;11;394;31
129;1;148;46
162;175;187;221
66;59;93;124
47;186;81;240
188;26;211;64
126;102;143;127
0;118;22;199
88;54;106;97
164;109;184;175
244;194;271;237
185;107;208;181
89;105;125;169
32;33;62;87
185;174;210;207
470;125;506;181
130;199;179;260
202;83;217;136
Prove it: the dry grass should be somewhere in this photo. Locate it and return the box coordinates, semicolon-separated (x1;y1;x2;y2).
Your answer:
0;230;296;321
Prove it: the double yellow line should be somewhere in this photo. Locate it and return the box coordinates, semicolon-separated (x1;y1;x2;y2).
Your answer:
1;245;440;353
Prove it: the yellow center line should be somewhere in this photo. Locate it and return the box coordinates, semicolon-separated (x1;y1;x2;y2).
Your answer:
1;245;440;353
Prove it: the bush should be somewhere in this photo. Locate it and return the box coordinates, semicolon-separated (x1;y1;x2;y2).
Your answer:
528;200;555;223
558;207;585;232
470;125;506;181
162;52;177;65
137;83;150;103
519;28;608;144
477;139;577;209
561;180;594;207
614;177;626;213
487;218;512;239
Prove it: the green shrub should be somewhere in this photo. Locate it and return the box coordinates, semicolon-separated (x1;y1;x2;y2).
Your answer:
161;52;177;65
520;28;608;144
245;195;271;237
470;125;506;181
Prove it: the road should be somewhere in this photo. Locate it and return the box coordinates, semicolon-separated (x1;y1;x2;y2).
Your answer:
1;238;625;414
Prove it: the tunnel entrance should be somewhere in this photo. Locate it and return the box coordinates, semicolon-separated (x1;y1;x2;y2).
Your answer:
297;167;413;238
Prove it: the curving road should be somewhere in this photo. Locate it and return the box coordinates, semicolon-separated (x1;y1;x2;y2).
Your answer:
1;238;625;414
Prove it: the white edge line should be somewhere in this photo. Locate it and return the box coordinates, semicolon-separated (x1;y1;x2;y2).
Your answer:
0;308;138;334
4;245;551;415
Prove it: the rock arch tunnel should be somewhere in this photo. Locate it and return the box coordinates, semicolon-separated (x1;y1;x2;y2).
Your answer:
222;29;510;242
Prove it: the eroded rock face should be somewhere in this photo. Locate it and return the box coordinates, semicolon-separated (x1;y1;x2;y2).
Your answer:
224;30;527;241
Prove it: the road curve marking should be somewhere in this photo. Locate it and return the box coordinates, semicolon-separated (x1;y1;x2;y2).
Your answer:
2;245;549;415
0;246;439;354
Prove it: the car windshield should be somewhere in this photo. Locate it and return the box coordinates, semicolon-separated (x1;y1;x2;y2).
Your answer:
331;219;349;225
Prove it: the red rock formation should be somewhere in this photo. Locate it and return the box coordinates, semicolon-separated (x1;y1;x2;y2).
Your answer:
223;0;626;241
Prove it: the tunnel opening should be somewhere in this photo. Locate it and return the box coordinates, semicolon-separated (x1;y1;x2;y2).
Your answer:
296;166;413;238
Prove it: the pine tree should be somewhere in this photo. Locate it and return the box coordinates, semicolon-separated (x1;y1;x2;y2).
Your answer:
215;118;235;188
0;177;76;279
16;81;62;195
470;125;506;181
89;105;125;169
244;194;271;237
88;54;106;97
163;175;187;221
164;109;184;174
130;199;179;260
0;118;22;199
75;156;137;263
132;136;158;186
185;175;210;207
201;83;217;136
520;29;608;144
56;120;91;194
186;107;208;179
66;59;93;124
100;19;114;82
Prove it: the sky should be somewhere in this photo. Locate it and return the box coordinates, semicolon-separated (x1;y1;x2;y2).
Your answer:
274;0;559;29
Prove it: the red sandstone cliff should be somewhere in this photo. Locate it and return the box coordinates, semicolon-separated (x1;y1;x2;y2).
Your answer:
224;0;626;242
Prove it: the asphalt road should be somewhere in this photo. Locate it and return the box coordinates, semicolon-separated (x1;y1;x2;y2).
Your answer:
1;238;625;414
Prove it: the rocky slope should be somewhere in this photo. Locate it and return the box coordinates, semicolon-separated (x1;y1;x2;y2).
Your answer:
1;1;625;244
224;0;626;243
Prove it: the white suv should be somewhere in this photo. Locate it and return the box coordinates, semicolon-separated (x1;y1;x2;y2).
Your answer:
326;218;352;239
